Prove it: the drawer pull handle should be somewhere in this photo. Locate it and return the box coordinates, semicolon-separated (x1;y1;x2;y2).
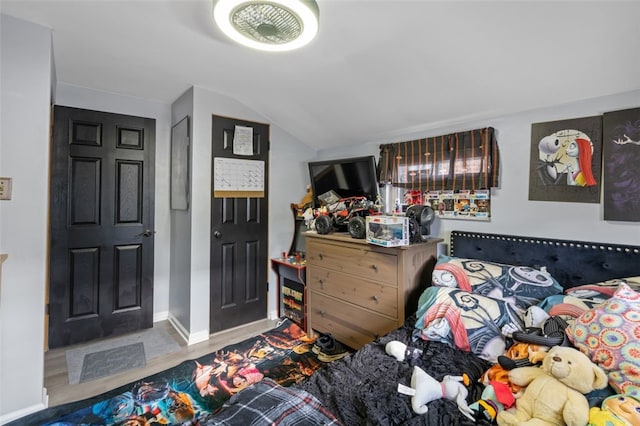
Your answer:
372;295;379;302
371;264;378;271
319;310;326;317
318;253;324;260
318;279;324;288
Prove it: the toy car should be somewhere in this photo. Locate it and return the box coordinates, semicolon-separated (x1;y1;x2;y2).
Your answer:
314;196;380;239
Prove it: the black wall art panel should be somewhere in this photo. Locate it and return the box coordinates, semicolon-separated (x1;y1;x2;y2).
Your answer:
603;107;640;222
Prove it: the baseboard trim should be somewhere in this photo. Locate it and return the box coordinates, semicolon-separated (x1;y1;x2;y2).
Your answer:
153;310;169;323
187;329;210;345
166;314;280;347
167;312;209;346
0;388;48;424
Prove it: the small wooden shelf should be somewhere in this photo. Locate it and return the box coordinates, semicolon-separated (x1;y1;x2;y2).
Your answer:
271;257;307;330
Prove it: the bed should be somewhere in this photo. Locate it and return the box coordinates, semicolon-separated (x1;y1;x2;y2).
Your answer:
293;230;640;425
11;231;640;426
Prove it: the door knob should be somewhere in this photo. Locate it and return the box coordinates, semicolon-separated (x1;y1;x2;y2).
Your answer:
214;230;222;238
138;229;153;237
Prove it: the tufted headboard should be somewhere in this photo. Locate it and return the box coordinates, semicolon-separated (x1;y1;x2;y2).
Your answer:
449;230;640;290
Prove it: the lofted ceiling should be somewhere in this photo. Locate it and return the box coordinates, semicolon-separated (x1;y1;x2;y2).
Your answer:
2;0;640;151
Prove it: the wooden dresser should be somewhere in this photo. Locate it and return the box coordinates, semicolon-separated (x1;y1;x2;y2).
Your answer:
305;232;441;349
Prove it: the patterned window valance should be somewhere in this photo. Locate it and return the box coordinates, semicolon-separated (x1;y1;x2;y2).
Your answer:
378;127;500;191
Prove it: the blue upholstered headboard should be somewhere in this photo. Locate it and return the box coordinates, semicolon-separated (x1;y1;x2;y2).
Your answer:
449;230;640;289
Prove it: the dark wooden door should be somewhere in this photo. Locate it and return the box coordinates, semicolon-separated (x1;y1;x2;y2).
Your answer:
210;115;269;333
49;106;155;348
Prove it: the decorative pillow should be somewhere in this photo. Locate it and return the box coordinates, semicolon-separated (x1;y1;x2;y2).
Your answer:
413;286;524;363
538;294;605;319
431;255;563;309
567;283;640;398
565;276;640;301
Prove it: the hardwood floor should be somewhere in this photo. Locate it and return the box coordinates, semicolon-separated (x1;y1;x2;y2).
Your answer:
44;318;279;407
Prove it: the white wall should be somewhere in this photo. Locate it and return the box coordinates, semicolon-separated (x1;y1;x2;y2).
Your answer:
318;90;640;247
0;14;51;422
0;24;172;417
168;88;194;337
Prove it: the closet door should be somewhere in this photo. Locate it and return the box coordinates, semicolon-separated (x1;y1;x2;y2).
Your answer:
210;115;269;332
49;106;155;348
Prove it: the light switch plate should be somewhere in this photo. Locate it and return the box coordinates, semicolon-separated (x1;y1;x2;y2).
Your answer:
0;177;12;200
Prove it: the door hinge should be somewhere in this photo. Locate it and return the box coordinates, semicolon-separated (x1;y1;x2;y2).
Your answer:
45;303;50;315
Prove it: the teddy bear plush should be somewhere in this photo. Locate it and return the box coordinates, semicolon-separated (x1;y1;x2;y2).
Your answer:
496;345;608;426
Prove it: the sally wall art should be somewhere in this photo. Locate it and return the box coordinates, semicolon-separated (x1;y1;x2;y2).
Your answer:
528;116;602;203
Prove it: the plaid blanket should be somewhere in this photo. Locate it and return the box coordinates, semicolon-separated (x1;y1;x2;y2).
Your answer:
193;378;342;425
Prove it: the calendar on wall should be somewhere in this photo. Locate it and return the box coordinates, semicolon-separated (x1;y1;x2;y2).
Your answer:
213;157;265;198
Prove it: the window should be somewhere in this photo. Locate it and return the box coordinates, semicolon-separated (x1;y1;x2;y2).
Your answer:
379;127;499;191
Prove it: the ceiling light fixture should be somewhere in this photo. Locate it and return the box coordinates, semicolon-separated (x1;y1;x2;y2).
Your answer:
213;0;319;52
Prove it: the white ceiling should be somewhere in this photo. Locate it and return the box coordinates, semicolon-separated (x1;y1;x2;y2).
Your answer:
3;0;640;150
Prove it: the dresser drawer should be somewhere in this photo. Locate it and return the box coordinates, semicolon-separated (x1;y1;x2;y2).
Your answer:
306;238;398;285
308;267;398;318
309;291;398;349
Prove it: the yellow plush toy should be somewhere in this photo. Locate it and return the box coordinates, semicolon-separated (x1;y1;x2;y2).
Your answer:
497;346;609;426
589;394;640;426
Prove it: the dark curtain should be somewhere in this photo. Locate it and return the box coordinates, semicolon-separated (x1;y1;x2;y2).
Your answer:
379;127;499;191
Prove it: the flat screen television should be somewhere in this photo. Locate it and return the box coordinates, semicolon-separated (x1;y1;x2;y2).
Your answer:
308;155;379;208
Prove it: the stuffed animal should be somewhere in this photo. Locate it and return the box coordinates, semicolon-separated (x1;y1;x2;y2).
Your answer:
523;305;550;329
396;366;475;421
385;340;423;361
386;341;474;420
295;185;314;211
481;341;548;398
497;341;549;370
496;346;608;426
469;381;515;423
589;394;640;426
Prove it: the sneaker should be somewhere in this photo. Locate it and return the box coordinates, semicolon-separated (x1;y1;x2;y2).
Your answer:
316;338;351;362
312;334;335;355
